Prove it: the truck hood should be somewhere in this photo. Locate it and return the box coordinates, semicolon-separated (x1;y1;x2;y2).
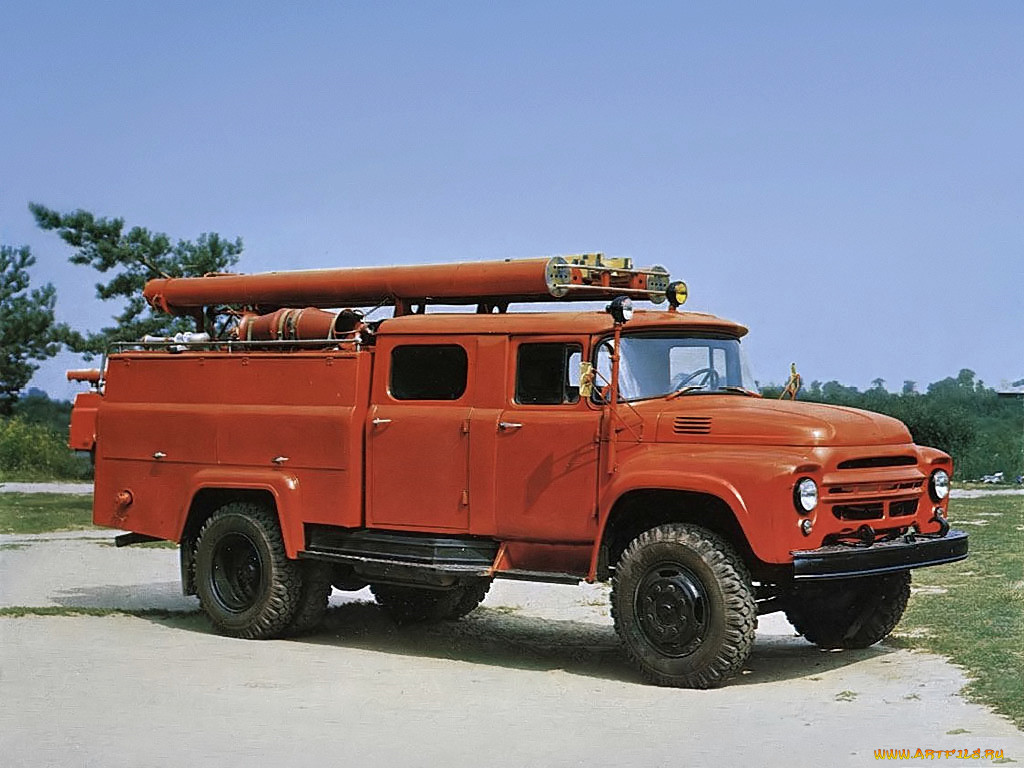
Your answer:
649;396;913;447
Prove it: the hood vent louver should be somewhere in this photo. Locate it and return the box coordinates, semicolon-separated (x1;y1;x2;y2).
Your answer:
673;416;712;435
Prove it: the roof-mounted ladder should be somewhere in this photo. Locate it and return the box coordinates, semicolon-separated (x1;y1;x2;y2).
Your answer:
143;253;672;317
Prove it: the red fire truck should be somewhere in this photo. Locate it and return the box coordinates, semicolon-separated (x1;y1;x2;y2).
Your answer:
68;255;967;687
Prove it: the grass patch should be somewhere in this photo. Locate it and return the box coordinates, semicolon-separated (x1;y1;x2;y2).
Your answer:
0;493;95;534
889;496;1024;728
0;606;196;619
955;482;1022;491
94;540;177;549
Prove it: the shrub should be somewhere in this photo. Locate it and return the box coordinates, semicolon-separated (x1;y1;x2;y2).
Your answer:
0;417;91;480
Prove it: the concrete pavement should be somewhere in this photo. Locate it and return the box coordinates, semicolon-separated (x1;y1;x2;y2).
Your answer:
1;532;1021;767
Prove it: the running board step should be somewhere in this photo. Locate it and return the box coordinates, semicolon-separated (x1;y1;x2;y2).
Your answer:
493;569;582;585
303;525;499;571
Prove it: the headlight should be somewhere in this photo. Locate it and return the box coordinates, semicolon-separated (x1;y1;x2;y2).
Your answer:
929;469;950;501
794;477;818;514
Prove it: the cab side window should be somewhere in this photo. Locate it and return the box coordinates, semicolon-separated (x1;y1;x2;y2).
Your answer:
516;343;582;405
391;344;468;400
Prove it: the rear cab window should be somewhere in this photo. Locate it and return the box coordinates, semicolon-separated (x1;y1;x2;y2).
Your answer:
515;342;583;405
390;344;468;400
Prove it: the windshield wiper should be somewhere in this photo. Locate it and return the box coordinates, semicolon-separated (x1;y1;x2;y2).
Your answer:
718;386;761;397
665;385;703;400
668;385;761;400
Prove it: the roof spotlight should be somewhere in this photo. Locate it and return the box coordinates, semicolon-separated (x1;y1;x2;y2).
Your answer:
605;296;634;324
666;280;688;308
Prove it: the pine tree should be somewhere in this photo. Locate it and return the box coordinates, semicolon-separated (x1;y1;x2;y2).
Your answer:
0;245;61;415
30;203;243;357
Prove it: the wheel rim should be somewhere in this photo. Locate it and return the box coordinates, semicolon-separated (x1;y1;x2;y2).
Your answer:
635;562;710;657
210;532;265;613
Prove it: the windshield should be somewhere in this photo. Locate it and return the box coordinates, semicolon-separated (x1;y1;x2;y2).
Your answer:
594;333;758;401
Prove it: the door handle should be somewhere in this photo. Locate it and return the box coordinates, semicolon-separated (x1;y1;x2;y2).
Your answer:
152;451;167;460
372;417;392;426
498;421;523;431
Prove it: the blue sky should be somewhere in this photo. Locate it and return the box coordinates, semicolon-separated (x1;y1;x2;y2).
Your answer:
2;2;1021;399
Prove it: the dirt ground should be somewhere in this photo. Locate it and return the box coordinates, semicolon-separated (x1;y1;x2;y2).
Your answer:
1;531;1022;768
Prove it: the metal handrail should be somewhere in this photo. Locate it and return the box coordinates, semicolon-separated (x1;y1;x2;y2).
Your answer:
110;336;360;353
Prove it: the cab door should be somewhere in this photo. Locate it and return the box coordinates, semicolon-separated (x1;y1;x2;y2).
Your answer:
493;339;601;542
367;339;473;531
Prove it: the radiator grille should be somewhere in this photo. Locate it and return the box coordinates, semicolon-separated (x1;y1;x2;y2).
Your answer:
889;499;919;517
832;498;920;521
832;503;885;521
837;455;917;470
828;480;923;495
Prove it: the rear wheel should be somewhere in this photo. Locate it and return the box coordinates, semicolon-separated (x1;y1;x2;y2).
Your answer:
285;561;333;636
611;524;756;688
195;502;301;639
331;566;368;593
371;580;491;623
448;580;491;620
784;571;911;649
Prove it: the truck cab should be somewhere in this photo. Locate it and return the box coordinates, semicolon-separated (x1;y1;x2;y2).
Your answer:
69;255;967;688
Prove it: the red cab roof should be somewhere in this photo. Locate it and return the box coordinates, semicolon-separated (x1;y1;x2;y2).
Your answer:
375;309;748;338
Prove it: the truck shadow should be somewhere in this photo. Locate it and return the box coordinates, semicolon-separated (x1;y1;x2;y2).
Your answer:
50;585;895;687
297;599;896;687
51;581;199;614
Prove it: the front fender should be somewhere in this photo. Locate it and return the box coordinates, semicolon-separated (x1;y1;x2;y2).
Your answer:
588;441;815;579
590;457;757;580
184;468;304;558
598;468;751;530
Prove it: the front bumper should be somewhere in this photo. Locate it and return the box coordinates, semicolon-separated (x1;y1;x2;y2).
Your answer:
791;529;968;580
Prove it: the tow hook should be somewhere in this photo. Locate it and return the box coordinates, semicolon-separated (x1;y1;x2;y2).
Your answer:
853;524;875;545
822;524;876;548
908;508;950;540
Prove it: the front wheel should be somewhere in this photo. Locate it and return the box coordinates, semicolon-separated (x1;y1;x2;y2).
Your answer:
611;524;756;688
194;502;302;639
784;571;911;649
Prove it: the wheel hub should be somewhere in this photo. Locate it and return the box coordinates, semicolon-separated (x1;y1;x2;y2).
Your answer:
211;532;265;613
635;564;710;657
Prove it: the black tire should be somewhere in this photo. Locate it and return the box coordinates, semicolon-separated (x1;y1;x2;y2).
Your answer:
331;566;369;593
285;560;333;636
784;571;911;649
194;502;301;639
448;579;491;620
371;580;491;624
611;524;756;688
